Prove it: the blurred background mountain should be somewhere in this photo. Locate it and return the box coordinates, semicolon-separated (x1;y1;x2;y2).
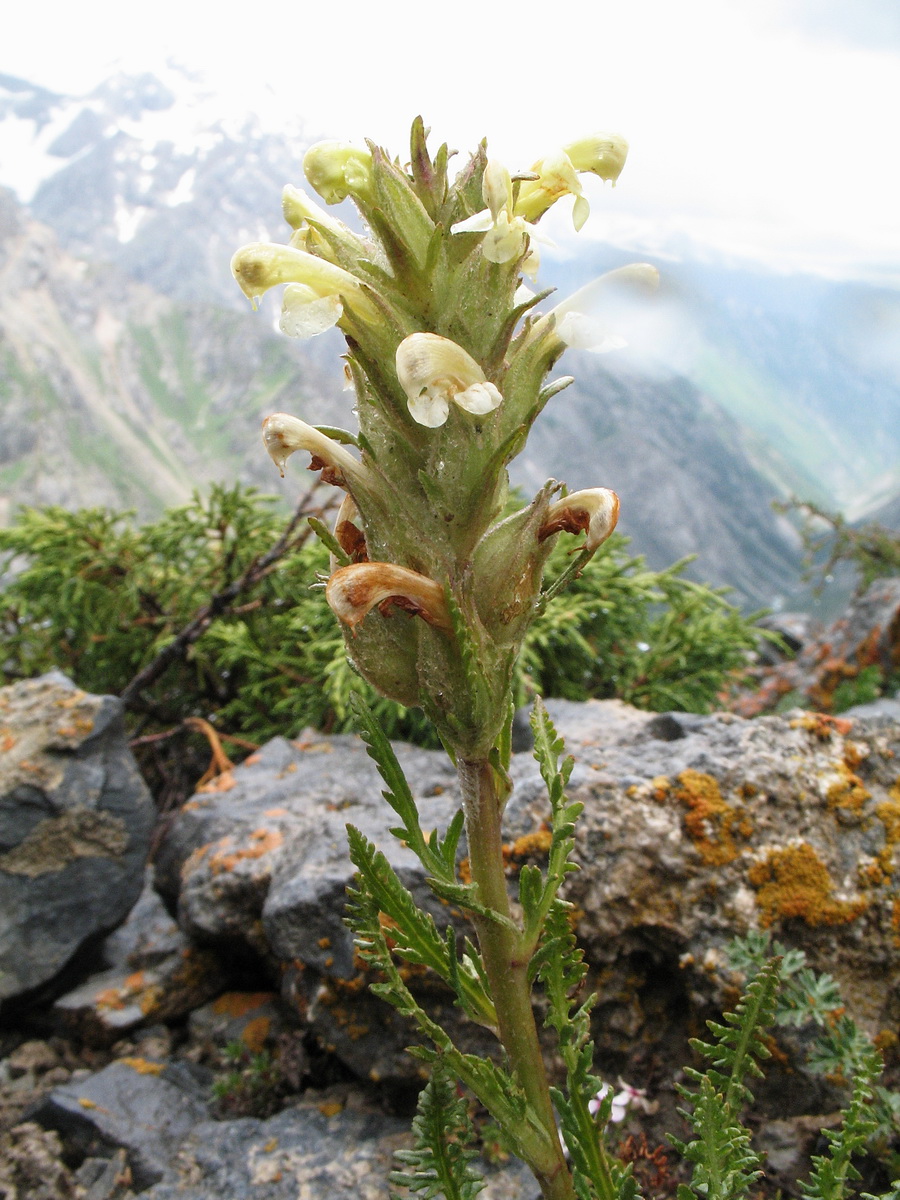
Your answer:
1;68;898;611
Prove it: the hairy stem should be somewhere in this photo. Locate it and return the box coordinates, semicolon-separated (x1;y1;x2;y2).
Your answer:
458;758;576;1200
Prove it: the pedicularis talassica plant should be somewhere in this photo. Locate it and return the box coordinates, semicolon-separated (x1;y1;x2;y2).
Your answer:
232;120;650;1198
230;122;900;1200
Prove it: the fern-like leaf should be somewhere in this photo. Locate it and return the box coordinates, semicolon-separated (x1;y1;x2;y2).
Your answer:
349;692;459;883
521;698;583;952
674;958;780;1200
346;825;496;1027
799;1043;882;1200
389;1059;485;1200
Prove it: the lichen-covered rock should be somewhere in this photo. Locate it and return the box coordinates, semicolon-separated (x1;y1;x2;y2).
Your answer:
534;699;900;1038
0;674;155;1005
28;1057;211;1189
141;1098;537;1200
737;577;900;715
156;699;900;1097
51;871;227;1045
154;730;494;1083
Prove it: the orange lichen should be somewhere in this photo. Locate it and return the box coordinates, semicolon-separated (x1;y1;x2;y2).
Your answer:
207;829;284;875
790;713;853;739
843;741;869;770
892;898;900;948
212;992;276;1018
651;776;670;803
825;765;871;815
120;1057;164;1075
318;1100;343;1117
505;828;553;861
138;985;165;1016
748;843;868;927
672;770;747;866
94;987;126;1012
240;1016;271;1052
876;785;900;847
318;937;332;949
858;859;886;888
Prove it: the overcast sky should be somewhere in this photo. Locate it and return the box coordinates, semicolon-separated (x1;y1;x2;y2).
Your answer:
5;0;900;283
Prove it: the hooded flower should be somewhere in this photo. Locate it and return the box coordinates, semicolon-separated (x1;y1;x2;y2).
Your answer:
539;488;620;552
563;133;629;183
515;133;629;229
231;242;379;336
395;333;503;428
303;141;374;204
530;263;660;353
262;413;368;489
326;562;452;631
451;159;545;276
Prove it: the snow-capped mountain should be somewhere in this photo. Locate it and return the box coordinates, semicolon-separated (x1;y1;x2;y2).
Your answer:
0;67;312;304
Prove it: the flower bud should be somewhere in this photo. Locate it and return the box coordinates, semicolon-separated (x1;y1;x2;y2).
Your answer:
303;141;374;205
539;488;620;552
396;333;502;428
333;493;368;565
563;134;629;184
326;563;452;632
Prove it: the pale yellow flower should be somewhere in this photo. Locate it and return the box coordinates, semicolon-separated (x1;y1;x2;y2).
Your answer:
395;333;502;428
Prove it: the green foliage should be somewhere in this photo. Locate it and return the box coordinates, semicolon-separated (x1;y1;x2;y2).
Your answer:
389;1059;485;1200
831;665;889;715
0;489;768;777
210;1041;289;1119
726;932;900;1181
519;699;583;955
673;959;780;1200
799;1046;882;1200
520;537;764;715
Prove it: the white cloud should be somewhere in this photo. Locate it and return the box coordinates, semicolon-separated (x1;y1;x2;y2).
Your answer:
3;0;900;282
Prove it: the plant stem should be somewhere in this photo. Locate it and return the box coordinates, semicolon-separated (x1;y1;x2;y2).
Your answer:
457;757;576;1200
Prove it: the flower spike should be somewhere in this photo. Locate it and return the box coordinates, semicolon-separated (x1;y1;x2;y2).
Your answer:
539;488;620;552
396;333;502;428
326;563;452;632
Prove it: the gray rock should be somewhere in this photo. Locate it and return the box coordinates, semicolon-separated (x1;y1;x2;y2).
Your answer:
142;1098;537;1200
51;869;227;1045
0;674;155;1004
737;577;900;716
28;1057;211;1189
156;699;900;1101
155;730;497;1083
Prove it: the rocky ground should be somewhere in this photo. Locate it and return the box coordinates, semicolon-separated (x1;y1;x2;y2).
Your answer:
2;580;899;1200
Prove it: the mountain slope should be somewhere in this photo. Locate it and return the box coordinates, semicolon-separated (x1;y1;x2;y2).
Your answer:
0;187;349;523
